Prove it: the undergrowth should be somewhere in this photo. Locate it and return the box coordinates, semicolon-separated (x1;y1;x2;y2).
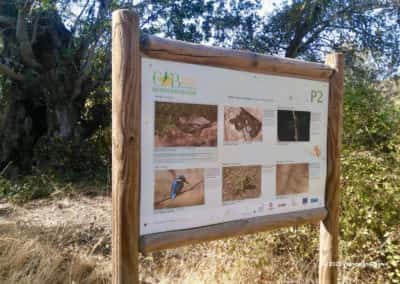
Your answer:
0;170;110;204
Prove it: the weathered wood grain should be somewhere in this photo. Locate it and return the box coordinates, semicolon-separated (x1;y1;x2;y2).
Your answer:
112;9;140;284
140;208;327;253
319;53;344;284
140;34;334;81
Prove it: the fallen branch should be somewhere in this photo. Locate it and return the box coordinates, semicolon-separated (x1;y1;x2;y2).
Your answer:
0;161;13;176
88;236;105;256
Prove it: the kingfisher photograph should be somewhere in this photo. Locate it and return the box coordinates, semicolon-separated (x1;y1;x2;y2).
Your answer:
154;102;218;147
224;106;263;143
154;168;205;210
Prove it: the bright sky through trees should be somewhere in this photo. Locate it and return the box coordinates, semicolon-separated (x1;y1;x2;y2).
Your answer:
261;0;288;14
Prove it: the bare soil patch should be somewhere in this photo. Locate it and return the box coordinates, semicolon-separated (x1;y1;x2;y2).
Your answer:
276;163;309;195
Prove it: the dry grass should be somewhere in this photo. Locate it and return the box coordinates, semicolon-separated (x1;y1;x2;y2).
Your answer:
0;225;110;283
0;197;391;283
0;197;111;284
139;230;320;284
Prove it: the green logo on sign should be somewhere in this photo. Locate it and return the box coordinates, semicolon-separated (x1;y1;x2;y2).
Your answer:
152;71;196;95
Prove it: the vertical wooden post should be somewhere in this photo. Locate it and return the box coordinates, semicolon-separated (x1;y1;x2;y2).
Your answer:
112;9;140;284
319;53;344;284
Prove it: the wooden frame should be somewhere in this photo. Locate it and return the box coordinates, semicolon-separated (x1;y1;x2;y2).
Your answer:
112;9;344;284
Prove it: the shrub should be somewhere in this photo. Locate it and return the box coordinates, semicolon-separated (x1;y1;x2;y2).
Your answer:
340;83;400;282
343;84;400;153
0;173;55;204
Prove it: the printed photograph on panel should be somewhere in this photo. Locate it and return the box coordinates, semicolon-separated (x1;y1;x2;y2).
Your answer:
277;110;310;142
154;102;218;147
224;107;263;143
276;163;309;195
222;165;262;202
154;168;205;210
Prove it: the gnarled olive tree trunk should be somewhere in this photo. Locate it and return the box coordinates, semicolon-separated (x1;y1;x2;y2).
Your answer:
0;2;110;175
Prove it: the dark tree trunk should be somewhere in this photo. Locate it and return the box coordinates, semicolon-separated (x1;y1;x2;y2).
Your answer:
0;84;87;175
0;7;93;175
0;85;46;174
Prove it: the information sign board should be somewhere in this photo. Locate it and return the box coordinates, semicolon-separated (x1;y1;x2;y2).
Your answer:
111;9;343;284
140;58;329;235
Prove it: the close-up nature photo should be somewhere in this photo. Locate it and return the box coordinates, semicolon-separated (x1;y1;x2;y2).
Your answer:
154;168;205;210
154;102;218;147
222;165;262;202
224;106;263;143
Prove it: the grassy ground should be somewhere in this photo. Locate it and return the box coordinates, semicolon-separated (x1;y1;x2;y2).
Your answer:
0;190;393;283
0;197;111;283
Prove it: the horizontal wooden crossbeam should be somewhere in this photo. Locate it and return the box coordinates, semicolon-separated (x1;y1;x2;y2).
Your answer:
140;35;334;81
140;207;327;253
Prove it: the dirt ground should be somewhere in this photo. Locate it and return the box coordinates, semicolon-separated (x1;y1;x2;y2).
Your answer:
0;194;386;283
154;169;205;210
276;163;309;195
222;165;261;202
0;196;112;283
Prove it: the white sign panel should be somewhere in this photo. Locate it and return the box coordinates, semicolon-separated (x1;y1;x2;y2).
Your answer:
140;58;329;235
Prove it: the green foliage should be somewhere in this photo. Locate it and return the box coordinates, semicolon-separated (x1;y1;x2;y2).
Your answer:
0;168;110;204
343;84;400;153
340;150;400;281
0;77;10;111
32;131;110;182
0;173;57;204
339;83;400;281
137;0;262;45
262;0;400;71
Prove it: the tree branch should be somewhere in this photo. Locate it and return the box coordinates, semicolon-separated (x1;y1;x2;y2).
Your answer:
31;13;39;44
72;41;97;99
71;0;111;99
0;62;24;81
15;4;41;68
68;0;91;48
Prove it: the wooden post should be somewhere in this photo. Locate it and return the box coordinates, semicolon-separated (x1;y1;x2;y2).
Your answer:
112;10;140;284
319;53;344;284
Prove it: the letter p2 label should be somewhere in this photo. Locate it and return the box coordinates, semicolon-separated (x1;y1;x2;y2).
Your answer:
311;90;323;104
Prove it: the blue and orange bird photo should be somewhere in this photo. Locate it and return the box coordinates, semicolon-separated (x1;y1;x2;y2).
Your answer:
170;175;189;200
